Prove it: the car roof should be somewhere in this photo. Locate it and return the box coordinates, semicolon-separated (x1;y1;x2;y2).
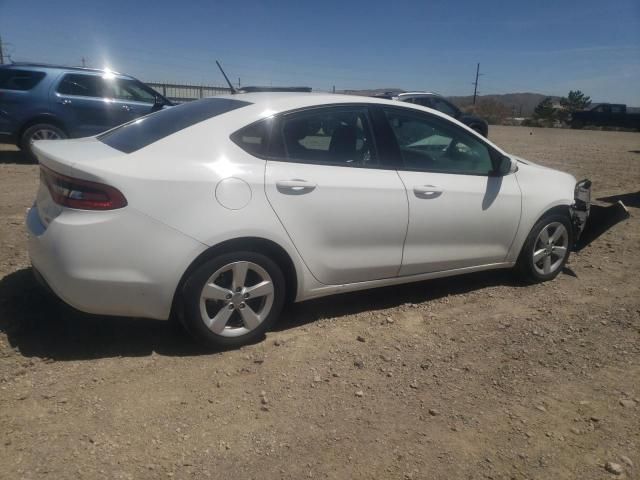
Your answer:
1;62;135;79
206;92;505;154
213;91;451;112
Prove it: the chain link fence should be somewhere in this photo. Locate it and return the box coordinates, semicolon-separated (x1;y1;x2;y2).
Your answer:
146;82;232;103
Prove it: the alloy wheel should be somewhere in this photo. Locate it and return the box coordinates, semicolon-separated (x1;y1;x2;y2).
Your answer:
532;222;569;275
199;261;275;337
30;128;63;142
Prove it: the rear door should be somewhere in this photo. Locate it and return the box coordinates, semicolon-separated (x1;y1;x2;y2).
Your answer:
379;106;521;275
54;73;135;137
261;105;408;285
0;68;47;137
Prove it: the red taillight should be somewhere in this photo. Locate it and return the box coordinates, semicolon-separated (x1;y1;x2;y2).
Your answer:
40;166;127;210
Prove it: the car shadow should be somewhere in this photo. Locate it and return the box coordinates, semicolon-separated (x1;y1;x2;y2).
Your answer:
597;191;640;209
0;146;30;164
574;201;631;252
1;266;526;362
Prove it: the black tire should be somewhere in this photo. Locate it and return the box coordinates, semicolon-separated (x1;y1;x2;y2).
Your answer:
470;124;487;137
181;251;286;349
515;213;573;283
20;123;68;162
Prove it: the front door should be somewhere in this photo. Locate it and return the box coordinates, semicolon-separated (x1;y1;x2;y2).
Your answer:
380;106;521;276
264;105;408;285
54;73;135;137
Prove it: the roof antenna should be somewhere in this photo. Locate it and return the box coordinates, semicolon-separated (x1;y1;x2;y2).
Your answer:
216;60;237;94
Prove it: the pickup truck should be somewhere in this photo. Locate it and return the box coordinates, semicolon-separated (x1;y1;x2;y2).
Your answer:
570;103;640;130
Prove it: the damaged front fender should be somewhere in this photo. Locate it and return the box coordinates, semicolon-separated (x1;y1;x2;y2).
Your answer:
571;179;591;241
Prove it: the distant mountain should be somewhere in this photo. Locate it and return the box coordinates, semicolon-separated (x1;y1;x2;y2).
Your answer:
447;93;561;117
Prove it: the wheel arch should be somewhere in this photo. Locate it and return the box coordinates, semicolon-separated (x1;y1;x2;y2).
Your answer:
171;236;299;318
514;203;572;257
18;114;68;143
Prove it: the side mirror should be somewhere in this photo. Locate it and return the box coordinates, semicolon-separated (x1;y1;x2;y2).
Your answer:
151;95;165;112
494;155;517;176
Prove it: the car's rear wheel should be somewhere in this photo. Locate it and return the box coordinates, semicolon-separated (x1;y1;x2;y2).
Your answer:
20;123;67;161
515;213;572;283
181;251;285;348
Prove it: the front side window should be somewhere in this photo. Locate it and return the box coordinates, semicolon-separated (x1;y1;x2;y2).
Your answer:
275;107;376;167
57;74;107;98
112;79;157;103
0;69;46;90
383;107;494;175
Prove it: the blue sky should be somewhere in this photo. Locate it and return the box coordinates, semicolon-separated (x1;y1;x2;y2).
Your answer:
1;0;639;104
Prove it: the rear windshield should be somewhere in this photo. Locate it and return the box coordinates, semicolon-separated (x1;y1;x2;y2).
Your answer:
0;69;46;91
99;98;251;153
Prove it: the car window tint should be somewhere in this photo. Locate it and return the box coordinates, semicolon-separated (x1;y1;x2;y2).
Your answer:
383;107;494;175
412;97;432;108
112;79;157;103
231;118;273;157
99;97;251;153
276;107;376;167
0;69;46;90
431;98;458;117
57;74;107;98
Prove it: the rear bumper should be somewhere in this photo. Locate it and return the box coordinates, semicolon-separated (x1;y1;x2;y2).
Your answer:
571;179;591;240
26;205;207;320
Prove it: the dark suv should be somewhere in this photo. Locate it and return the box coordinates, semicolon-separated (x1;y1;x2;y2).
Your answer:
0;63;172;159
374;91;489;137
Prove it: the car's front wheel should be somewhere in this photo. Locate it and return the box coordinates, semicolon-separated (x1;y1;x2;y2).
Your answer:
20;123;68;161
181;252;285;348
515;213;572;283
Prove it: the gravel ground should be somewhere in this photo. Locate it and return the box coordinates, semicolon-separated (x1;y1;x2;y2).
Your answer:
0;126;639;479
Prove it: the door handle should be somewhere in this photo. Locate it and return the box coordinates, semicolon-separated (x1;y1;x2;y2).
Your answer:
276;179;316;193
413;185;443;198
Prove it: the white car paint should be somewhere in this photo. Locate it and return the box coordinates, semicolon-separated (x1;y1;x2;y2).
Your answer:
27;92;582;321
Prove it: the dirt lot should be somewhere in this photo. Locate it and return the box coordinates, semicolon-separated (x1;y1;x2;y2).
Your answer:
0;126;639;479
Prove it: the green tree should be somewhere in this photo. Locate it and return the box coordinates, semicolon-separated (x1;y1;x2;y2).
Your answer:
560;90;591;112
534;97;555;120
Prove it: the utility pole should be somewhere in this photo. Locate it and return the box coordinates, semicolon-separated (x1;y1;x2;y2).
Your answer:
81;56;86;67
0;35;5;65
472;62;481;104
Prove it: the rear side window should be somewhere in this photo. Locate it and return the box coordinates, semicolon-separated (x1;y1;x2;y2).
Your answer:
230;118;273;157
274;106;377;167
0;69;46;91
99;98;251;153
57;74;106;98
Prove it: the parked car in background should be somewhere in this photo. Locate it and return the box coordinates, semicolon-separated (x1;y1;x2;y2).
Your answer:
570;103;640;130
375;91;489;137
28;93;590;349
0;63;172;160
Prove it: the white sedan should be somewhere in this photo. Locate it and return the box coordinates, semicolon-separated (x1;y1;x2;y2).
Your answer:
27;93;591;348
